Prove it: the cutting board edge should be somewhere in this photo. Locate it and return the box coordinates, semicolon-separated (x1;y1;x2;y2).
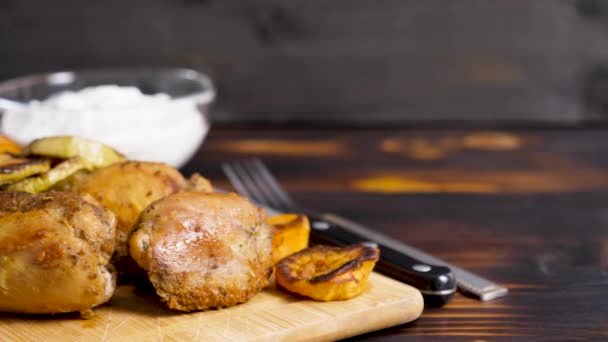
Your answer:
251;276;424;342
0;273;425;341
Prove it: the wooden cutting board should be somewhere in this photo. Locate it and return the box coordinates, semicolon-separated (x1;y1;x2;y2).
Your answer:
0;272;423;341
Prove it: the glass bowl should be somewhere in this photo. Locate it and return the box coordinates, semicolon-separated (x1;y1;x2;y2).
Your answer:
0;68;215;168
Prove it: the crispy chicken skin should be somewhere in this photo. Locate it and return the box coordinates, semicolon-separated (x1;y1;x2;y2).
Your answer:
129;192;273;311
55;161;212;259
0;191;116;314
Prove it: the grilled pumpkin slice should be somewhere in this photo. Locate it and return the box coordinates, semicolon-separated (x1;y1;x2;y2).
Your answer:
0;154;51;186
0;135;22;154
23;136;125;169
268;214;310;264
275;244;380;301
6;157;88;193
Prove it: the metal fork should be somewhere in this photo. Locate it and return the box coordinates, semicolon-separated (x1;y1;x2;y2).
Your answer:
222;158;508;302
222;158;300;214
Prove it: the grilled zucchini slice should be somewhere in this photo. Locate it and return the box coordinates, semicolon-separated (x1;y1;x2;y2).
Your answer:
0;154;51;186
23;136;125;169
6;157;88;193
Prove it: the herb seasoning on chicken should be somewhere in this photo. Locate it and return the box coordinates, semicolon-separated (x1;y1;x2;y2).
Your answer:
0;191;117;314
129;192;273;311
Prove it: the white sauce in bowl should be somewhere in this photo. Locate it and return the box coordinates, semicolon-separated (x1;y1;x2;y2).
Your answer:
1;85;210;167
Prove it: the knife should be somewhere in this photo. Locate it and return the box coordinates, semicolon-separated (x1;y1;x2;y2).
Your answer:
262;206;457;307
315;213;508;302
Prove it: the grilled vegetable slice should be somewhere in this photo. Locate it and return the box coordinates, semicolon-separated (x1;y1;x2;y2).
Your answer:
275;244;380;301
268;214;310;263
7;157;88;193
23;136;125;169
0;135;21;154
0;154;51;186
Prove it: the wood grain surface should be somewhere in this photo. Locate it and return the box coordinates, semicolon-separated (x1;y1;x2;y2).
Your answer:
0;273;422;342
181;127;608;340
3;0;608;124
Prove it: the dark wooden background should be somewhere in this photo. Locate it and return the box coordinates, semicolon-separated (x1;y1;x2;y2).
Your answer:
3;0;608;125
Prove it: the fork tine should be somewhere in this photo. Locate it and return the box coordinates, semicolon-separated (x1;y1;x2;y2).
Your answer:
250;158;296;210
240;159;287;211
221;163;252;198
222;161;266;205
223;159;298;212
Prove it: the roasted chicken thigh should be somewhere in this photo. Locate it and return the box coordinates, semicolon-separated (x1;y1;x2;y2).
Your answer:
129;192;273;311
0;191;116;314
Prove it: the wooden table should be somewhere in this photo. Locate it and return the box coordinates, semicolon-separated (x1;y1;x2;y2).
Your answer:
182;127;608;341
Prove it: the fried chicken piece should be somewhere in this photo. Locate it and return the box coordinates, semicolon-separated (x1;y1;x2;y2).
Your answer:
55;161;212;259
129;192;273;311
0;191;116;314
186;172;213;192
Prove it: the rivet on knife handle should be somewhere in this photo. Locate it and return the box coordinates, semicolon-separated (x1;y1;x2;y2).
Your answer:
307;215;456;307
320;213;508;301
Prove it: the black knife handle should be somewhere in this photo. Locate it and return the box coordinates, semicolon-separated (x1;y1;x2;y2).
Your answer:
307;214;457;307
